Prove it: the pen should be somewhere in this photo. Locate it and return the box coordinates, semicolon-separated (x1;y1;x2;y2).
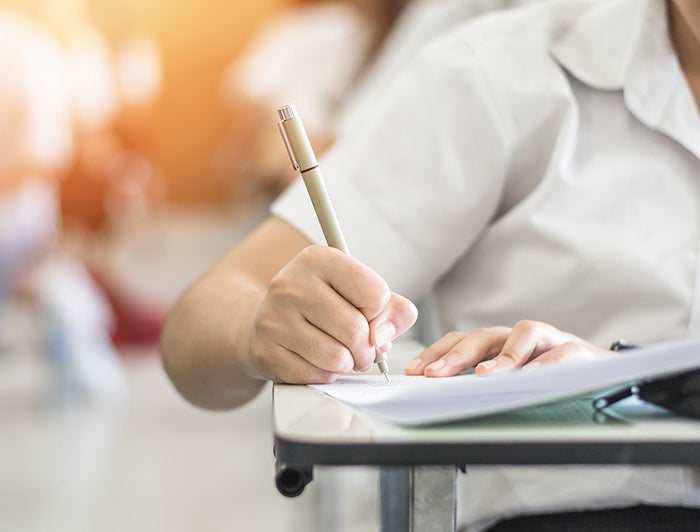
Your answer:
277;103;391;383
593;384;639;411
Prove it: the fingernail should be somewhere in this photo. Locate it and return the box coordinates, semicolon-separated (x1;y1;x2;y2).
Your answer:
478;359;498;369
405;358;421;372
426;359;446;371
374;321;396;347
377;341;392;354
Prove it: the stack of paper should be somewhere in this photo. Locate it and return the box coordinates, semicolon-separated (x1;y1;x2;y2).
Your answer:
310;338;700;426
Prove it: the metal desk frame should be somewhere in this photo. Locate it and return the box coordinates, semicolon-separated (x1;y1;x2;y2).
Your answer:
272;384;700;532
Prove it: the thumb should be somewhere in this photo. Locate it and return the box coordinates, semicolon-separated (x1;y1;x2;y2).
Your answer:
369;293;418;348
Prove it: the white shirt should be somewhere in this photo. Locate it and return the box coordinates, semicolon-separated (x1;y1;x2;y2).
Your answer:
272;0;700;527
340;0;547;135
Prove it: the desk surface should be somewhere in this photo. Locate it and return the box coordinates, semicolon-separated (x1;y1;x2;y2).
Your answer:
273;383;700;467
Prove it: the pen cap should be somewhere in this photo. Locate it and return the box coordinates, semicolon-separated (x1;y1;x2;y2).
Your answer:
278;104;318;171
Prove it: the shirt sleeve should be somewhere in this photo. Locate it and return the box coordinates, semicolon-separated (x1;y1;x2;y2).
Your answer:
271;31;512;302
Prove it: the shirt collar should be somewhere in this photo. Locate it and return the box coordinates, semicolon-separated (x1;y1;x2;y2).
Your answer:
550;0;700;158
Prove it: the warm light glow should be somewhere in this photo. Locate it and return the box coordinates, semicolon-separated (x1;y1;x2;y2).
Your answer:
0;0;288;207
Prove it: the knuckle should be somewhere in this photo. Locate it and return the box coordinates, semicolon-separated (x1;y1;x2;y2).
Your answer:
469;327;494;339
445;330;466;342
393;296;419;331
305;335;352;373
313;371;338;385
306;333;327;360
351;346;375;371
560;340;583;355
362;287;391;319
300;244;324;260
512;319;538;335
267;276;306;307
267;274;293;299
499;351;519;363
375;284;392;308
267;272;284;293
496;348;520;363
345;315;370;348
306;244;343;264
254;300;289;336
351;263;389;307
441;350;461;363
294;365;335;385
324;345;352;373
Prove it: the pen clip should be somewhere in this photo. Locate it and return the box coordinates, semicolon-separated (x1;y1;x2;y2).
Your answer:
593;384;639;411
278;121;300;172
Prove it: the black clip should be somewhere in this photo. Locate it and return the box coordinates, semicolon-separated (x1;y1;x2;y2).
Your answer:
593;384;639;411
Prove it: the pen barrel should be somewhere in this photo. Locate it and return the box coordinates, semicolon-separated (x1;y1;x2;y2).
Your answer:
301;166;350;254
374;349;388;367
279;115;318;171
277;104;388;379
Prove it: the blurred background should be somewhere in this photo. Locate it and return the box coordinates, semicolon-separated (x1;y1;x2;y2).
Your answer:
0;0;405;529
0;0;536;529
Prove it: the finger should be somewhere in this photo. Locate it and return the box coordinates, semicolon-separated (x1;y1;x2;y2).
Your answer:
424;327;512;377
404;327;511;376
404;331;465;375
301;282;376;371
274;316;356;375
475;320;577;374
524;340;611;366
269;252;377;371
254;342;341;384
370;293;419;347
309;246;391;321
376;341;392;354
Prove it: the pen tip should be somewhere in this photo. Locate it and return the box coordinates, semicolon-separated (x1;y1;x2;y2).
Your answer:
384;373;391;383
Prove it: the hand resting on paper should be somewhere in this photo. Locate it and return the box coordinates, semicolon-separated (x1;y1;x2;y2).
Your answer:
405;320;611;377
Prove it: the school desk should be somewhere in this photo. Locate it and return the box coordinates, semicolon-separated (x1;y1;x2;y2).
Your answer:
273;382;700;532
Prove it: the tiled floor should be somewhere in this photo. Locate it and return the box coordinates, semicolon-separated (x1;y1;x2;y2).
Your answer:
0;202;380;532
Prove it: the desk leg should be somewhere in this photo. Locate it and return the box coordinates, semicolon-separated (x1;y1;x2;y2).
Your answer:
380;466;456;532
380;467;410;531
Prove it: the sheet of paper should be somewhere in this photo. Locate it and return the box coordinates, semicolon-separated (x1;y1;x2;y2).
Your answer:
310;338;700;426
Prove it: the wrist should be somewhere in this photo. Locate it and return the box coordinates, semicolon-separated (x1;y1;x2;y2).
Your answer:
239;290;269;382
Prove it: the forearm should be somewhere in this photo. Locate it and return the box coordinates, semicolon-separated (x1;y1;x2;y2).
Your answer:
160;267;267;410
160;217;418;408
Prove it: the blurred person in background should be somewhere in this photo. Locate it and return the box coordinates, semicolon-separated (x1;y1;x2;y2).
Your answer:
5;0;167;347
0;7;71;303
0;6;127;404
35;0;167;347
216;0;408;201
